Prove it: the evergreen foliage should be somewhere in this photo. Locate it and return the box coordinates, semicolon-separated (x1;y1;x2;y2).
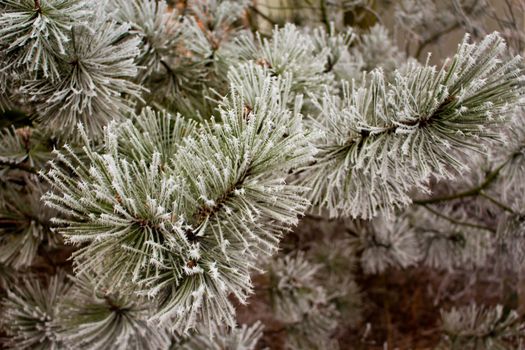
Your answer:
266;252;340;349
299;32;523;219
0;183;59;269
57;273;171;350
42;67;313;332
1;0;525;348
0;0;93;80
439;304;525;349
1;273;70;350
175;322;263;350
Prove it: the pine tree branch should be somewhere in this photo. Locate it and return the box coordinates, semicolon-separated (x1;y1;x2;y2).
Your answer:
414;22;461;59
248;5;277;26
319;0;330;32
34;0;41;13
479;191;517;214
420;204;495;233
413;160;509;205
0;159;39;175
413;0;483;59
304;32;523;219
191;171;249;224
335;90;451;157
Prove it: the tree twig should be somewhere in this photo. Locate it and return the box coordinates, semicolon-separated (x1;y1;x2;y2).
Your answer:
249;5;278;27
413;160;509;205
420;204;495;233
414;22;461;60
0;159;39;175
320;0;330;32
479;191;516;214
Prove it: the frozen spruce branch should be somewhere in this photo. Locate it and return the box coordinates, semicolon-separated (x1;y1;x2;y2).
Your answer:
57;273;170;350
299;32;524;219
1;273;70;350
439;304;525;350
43;70;314;333
175;322;263;350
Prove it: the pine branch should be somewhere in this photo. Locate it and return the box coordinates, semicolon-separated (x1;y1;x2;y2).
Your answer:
57;273;170;350
178;322;264;350
479;191;517;214
0;183;59;269
0;0;93;80
24;21;143;138
43;68;314;333
320;0;330;32
300;32;523;219
413;159;509;205
0;158;39;175
224;24;332;95
420;204;495;233
249;5;278;26
1;273;71;350
415;21;461;59
440;304;525;348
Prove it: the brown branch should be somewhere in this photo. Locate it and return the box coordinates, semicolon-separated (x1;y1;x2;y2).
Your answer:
320;0;330;32
34;0;41;13
415;22;461;60
420;204;495;233
0;159;39;175
192;173;249;224
413;160;509;206
337;91;452;155
479;191;517;214
249;5;278;26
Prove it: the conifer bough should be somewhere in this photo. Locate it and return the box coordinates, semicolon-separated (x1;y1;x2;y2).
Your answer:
43;69;313;333
300;33;524;219
1;0;525;347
